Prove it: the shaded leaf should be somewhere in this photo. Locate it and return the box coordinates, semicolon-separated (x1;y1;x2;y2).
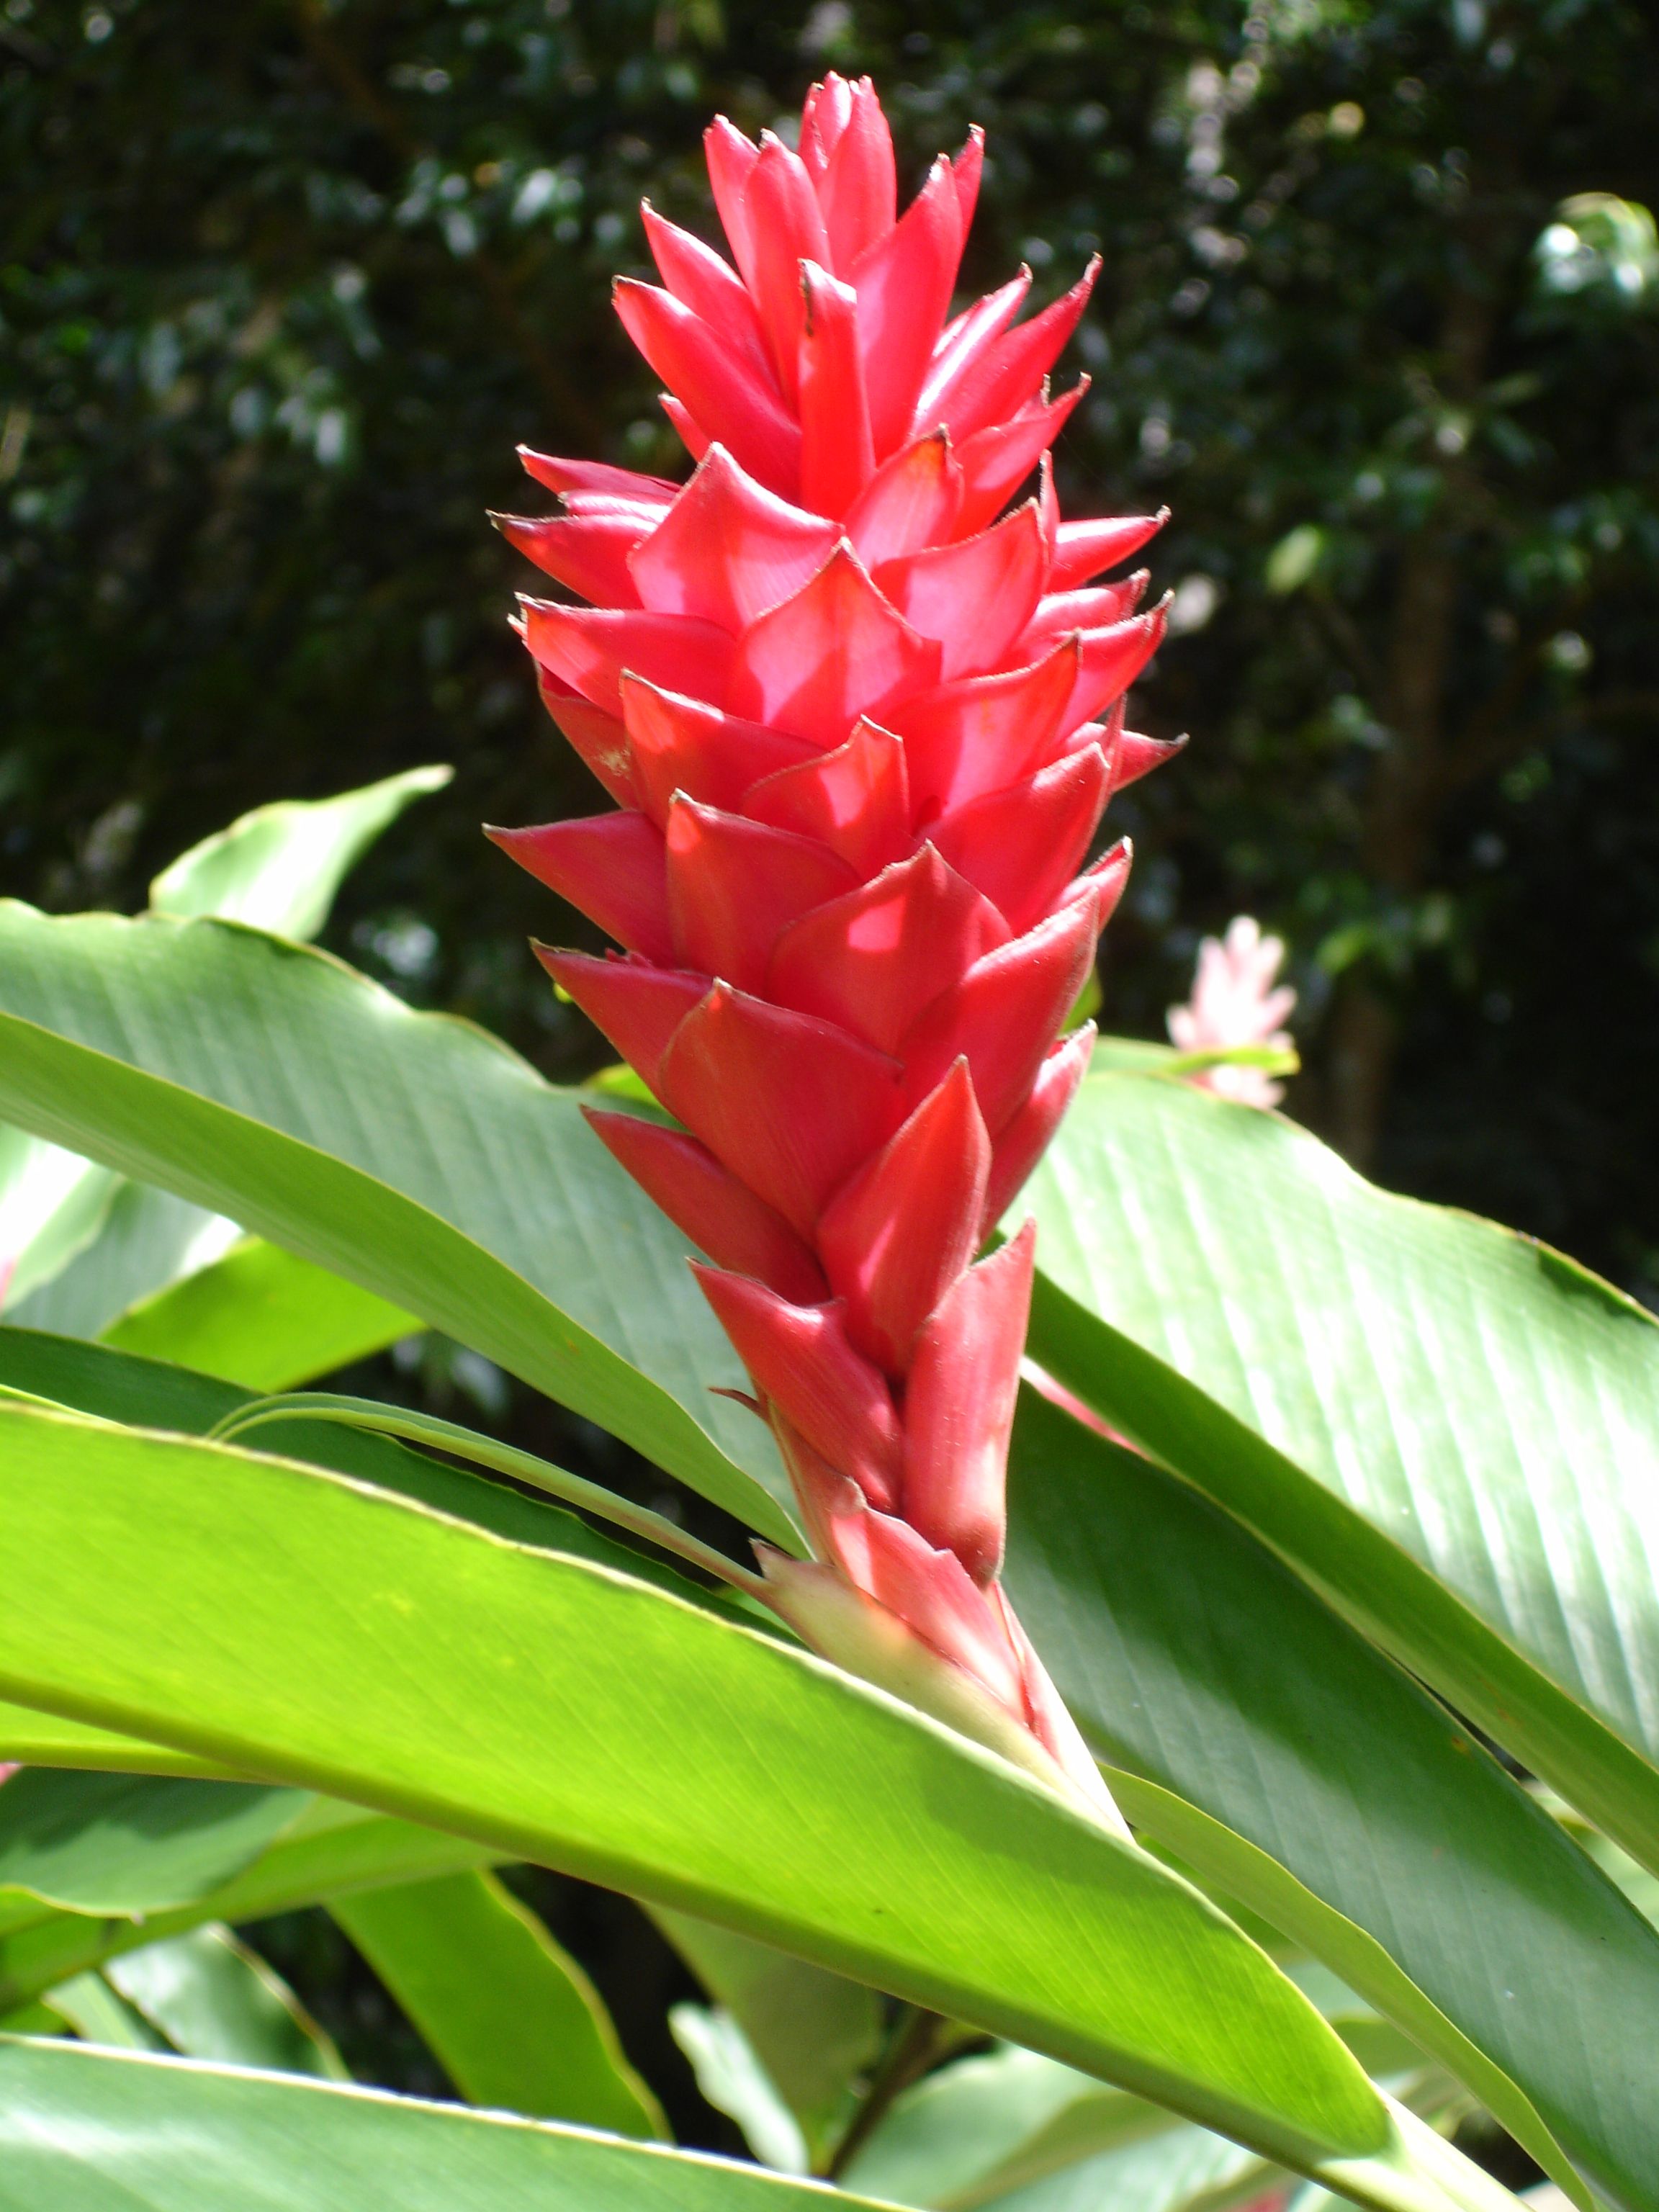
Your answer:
333;1869;665;2136
670;2002;811;2173
0;1771;306;1915
653;1910;881;2163
106;1925;346;2079
0;1794;509;2018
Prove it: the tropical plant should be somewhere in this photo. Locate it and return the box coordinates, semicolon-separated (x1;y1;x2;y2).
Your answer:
1;65;1657;2212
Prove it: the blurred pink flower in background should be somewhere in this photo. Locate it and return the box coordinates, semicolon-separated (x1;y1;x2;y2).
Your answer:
1167;915;1295;1108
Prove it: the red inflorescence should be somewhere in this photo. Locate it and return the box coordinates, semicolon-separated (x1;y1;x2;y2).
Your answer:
493;74;1177;1800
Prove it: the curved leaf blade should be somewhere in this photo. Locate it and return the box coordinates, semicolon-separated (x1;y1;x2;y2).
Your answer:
0;1398;1509;2211
1025;1074;1659;1869
0;2038;894;2212
148;765;453;941
0;1795;510;2018
333;1870;667;2137
105;1924;346;2079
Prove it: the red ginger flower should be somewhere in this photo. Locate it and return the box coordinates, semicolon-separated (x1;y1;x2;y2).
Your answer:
492;75;1178;1817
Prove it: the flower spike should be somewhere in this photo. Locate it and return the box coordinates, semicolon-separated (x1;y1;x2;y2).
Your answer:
493;73;1181;1818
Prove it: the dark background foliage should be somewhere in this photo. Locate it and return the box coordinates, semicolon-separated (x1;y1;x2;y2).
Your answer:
3;0;1657;2152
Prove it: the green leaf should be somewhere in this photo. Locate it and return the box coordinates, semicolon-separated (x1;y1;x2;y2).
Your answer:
0;1399;1512;2212
0;904;793;1542
8;1179;239;1340
652;1910;881;2162
1024;1074;1659;1871
0;2038;899;2212
0;1326;757;1627
209;1391;773;1597
1006;1390;1659;2212
148;765;453;941
0;1324;246;1429
0;1771;307;1915
44;1972;167;2052
102;1238;419;1389
105;1925;346;2079
0;1708;229;1780
843;1973;1442;2212
332;1870;665;2136
0;1794;509;2018
0;1128;120;1310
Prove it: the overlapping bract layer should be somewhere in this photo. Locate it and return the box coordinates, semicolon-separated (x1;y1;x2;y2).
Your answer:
493;74;1176;1799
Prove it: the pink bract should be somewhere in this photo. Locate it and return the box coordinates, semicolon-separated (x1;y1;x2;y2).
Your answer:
1169;915;1297;1108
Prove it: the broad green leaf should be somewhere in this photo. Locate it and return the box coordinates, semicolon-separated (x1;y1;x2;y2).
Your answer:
8;1179;239;1339
0;1794;508;2017
102;1237;418;1389
670;2002;811;2172
0;904;793;1541
148;765;453;940
0;1771;306;1915
106;1925;346;2079
210;1391;775;1599
0;1128;119;1310
333;1869;665;2136
0;1401;1514;2212
653;1910;882;2162
1025;1073;1659;1873
1006;1390;1659;2212
0;2038;896;2212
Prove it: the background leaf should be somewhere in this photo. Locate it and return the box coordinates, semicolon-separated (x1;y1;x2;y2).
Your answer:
104;1925;346;2079
670;2004;812;2174
0;1130;120;1310
0;1771;307;1916
652;1911;882;2167
0;1793;508;2020
101;1238;418;1389
148;765;452;940
6;1182;242;1339
332;1869;666;2136
3;769;449;1337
